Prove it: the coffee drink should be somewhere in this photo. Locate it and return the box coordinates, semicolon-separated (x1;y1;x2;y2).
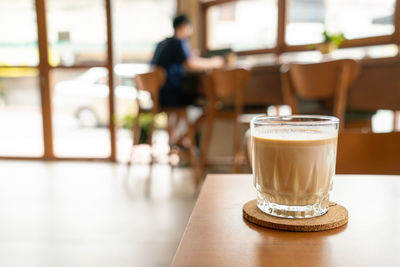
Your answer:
253;128;337;206
251;116;339;218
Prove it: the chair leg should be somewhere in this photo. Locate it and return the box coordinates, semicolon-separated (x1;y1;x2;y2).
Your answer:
394;110;399;132
175;111;193;148
200;111;215;174
184;115;201;185
149;112;158;161
134;114;141;145
128;113;141;167
148;115;155;146
167;112;179;146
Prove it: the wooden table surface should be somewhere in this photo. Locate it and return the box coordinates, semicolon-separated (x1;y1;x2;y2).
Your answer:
172;174;400;267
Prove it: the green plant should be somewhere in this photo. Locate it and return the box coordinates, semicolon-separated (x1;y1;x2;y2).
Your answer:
137;113;153;133
322;30;345;46
115;112;168;144
307;30;346;53
115;112;167;131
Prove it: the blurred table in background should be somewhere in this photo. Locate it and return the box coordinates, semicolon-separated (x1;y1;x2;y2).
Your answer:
183;56;400;114
241;56;400;112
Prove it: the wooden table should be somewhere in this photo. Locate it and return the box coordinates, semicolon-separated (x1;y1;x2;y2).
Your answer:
172;174;400;267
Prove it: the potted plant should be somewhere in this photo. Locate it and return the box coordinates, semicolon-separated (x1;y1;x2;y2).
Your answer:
116;112;167;144
315;31;345;54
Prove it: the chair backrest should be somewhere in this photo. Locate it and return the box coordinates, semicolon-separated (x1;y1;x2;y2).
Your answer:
281;59;360;127
336;131;400;175
203;68;250;112
134;67;166;112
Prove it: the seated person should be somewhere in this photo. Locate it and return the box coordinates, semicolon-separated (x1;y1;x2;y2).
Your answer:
151;14;223;107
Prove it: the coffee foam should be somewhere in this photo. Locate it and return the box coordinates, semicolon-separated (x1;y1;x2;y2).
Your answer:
252;126;337;141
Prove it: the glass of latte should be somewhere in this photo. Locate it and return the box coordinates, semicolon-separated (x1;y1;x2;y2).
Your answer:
251;115;339;219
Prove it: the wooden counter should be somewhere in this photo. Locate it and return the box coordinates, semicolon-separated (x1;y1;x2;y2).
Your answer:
242;56;400;111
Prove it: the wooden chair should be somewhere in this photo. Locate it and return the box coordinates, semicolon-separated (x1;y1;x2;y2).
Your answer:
281;59;361;129
128;67;200;184
200;68;250;173
336;131;400;174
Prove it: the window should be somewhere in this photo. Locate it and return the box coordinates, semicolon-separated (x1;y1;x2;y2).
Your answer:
206;0;278;51
114;0;176;63
52;68;111;157
47;0;107;66
286;0;396;45
0;68;44;156
0;1;43;156
0;0;38;66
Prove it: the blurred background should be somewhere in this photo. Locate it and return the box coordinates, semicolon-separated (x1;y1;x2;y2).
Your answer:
1;0;398;161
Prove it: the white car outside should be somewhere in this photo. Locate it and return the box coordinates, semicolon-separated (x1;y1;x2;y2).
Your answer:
53;64;152;127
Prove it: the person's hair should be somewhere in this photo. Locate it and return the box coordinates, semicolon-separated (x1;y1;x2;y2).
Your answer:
173;14;190;30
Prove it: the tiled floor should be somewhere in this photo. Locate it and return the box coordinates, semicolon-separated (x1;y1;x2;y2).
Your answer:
0;160;198;267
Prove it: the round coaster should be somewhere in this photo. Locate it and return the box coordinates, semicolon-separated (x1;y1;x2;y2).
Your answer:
243;199;348;232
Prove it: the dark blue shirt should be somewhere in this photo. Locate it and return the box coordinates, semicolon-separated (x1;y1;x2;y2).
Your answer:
151;37;191;107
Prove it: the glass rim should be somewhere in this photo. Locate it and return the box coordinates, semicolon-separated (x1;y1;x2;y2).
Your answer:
251;115;339;126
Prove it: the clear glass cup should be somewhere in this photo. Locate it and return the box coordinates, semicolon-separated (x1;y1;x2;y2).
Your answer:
251;115;339;218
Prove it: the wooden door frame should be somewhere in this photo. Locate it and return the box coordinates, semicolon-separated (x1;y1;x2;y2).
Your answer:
106;0;116;162
36;0;54;160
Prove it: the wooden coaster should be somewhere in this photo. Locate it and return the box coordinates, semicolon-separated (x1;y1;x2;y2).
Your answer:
243;199;348;232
